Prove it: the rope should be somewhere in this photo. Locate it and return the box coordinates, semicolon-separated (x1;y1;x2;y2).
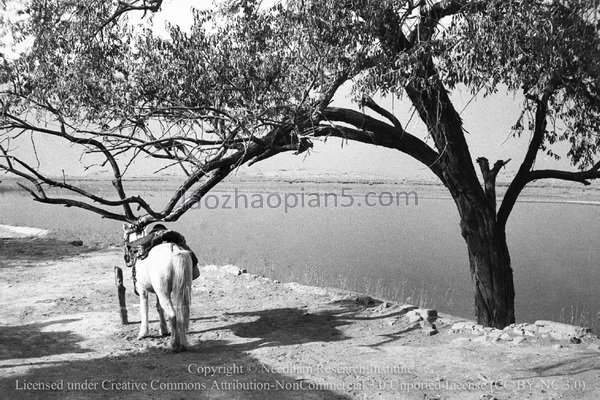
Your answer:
123;244;139;296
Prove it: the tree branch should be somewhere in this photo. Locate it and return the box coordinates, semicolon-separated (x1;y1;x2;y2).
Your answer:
476;157;510;211
360;96;403;130
4;111;136;220
137;124;303;229
96;0;163;34
497;84;557;229
314;107;444;182
0;164;131;223
1;150;161;217
409;0;488;45
26;191;132;222
527;161;600;186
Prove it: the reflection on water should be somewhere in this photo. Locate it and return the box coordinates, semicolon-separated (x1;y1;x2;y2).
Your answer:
1;180;599;330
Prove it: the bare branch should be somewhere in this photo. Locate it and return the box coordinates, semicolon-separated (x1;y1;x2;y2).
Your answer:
360;96;404;130
476;157;510;211
498;80;559;228
491;159;511;177
527;161;600;186
1;157;129;221
313;107;444;182
27;192;132;222
95;0;163;34
1;148;161;219
4;110;135;219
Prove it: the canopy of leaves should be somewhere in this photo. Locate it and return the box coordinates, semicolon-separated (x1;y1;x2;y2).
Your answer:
1;0;599;172
433;0;600;168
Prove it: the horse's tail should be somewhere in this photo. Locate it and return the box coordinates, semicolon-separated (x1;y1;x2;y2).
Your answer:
172;246;193;347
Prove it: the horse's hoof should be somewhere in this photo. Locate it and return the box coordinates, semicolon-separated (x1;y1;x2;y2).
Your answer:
169;343;187;353
160;330;170;337
137;332;148;340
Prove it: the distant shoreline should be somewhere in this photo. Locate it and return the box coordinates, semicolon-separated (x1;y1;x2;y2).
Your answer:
2;175;599;206
2;173;600;188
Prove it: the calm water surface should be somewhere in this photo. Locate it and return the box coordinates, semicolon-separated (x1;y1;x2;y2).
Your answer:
1;181;599;329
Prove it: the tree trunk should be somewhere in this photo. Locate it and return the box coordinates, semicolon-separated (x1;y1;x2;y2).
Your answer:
459;205;515;329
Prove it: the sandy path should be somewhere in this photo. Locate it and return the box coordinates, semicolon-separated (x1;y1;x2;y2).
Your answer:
0;237;599;400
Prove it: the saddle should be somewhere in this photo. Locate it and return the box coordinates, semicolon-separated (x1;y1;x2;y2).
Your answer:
125;228;200;280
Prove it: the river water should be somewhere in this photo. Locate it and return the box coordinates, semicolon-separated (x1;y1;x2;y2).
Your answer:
1;179;599;330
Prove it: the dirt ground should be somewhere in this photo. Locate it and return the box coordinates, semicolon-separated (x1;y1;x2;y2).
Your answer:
1;236;599;400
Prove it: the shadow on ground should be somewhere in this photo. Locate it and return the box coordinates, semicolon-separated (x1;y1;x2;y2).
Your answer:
0;309;354;400
187;298;416;351
0;301;399;399
0;319;91;362
0;238;101;266
512;354;600;379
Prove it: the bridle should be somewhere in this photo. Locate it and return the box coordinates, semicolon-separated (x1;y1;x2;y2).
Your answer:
123;227;142;296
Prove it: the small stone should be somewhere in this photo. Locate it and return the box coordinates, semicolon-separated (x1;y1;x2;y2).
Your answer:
535;320;592;337
399;304;419;313
451;321;476;331
406;310;423;323
418;308;438;321
487;329;503;339
550;331;570;340
473;324;487;334
220;265;245;275
356;295;378;306
523;325;538;334
69;240;84;246
570;337;582;344
513;337;526;345
500;333;512;341
423;327;438;336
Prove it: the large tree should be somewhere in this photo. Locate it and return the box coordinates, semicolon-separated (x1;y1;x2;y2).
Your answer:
1;0;599;328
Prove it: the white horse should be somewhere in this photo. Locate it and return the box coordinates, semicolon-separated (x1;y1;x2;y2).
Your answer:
124;225;193;352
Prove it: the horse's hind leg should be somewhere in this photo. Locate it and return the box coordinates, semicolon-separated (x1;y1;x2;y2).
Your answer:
156;293;182;351
137;290;149;339
156;297;169;337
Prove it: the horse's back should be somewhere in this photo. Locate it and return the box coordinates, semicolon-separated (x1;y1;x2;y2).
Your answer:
136;243;190;292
